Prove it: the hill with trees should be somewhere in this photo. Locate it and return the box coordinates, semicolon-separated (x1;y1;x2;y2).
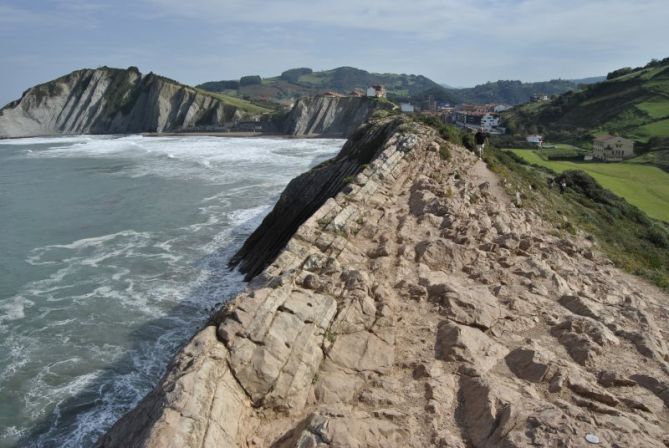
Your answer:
502;57;669;155
198;66;458;105
198;67;604;107
449;78;603;105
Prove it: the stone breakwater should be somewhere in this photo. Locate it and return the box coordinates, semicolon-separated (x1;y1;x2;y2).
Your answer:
98;117;669;447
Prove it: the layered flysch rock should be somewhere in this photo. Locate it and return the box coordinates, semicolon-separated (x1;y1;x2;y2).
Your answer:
0;67;245;138
97;116;669;447
283;96;393;137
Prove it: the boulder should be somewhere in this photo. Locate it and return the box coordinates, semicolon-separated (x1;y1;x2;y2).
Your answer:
435;322;507;372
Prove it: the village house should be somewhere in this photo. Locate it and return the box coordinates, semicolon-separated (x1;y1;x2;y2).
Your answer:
526;134;543;147
480;113;501;132
454;109;505;133
366;85;386;98
530;94;550;102
592;135;635;161
400;103;415;113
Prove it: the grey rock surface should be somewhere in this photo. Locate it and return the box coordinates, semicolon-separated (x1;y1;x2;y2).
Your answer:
0;67;244;138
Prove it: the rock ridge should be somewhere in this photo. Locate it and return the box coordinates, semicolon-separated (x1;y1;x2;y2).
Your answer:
97;117;669;447
0;67;247;138
282;96;393;137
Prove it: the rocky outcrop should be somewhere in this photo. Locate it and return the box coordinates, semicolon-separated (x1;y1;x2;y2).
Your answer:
0;67;247;138
229;117;407;280
98;117;669;447
283;96;393;137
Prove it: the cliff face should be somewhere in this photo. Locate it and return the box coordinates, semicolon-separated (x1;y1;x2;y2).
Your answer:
0;67;244;138
98;117;669;447
230;117;404;279
283;96;393;137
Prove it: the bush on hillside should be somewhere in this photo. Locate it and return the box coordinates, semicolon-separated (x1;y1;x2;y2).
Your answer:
280;68;313;83
413;114;466;146
606;67;634;80
240;75;262;86
485;148;669;291
556;170;649;224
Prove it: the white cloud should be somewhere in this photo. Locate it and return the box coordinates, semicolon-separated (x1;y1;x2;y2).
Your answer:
137;0;669;84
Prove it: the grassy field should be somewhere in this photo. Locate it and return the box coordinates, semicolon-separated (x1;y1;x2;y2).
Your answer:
535;144;587;160
637;118;669;139
195;89;273;114
637;99;669;119
509;149;669;222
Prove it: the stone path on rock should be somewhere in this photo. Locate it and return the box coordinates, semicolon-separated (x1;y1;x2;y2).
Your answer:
98;121;669;448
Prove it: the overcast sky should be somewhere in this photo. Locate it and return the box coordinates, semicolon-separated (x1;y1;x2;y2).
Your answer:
1;0;668;106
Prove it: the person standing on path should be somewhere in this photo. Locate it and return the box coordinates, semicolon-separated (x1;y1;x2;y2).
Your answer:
475;129;487;159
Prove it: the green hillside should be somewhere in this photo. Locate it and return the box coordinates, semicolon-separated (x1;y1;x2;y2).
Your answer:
502;58;669;149
448;78;603;105
198;66;457;105
510;149;669;222
483;148;669;290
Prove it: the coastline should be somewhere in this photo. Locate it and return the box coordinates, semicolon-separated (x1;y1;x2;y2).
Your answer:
141;131;341;139
97;116;669;447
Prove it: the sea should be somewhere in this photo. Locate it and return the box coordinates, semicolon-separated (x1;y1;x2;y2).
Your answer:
0;134;343;447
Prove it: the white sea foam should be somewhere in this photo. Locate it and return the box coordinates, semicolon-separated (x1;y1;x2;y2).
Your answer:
0;135;100;146
0;296;34;324
0;134;343;447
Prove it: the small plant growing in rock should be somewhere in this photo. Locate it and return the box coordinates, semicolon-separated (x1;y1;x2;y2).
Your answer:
439;144;451;161
324;329;337;343
317;216;332;228
343;175;355;184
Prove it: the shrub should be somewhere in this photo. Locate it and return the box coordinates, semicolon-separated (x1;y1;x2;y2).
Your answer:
439;144;451;161
240;75;262;86
606;67;634;80
461;133;475;150
280;68;313;83
645;226;669;248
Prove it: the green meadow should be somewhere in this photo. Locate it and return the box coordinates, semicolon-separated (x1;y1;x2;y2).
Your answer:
509;149;669;222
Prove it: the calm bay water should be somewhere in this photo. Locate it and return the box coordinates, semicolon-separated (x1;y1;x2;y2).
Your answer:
0;134;343;447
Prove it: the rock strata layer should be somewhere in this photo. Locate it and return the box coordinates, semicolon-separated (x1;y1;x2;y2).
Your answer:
0;67;245;138
98;117;669;447
282;96;393;137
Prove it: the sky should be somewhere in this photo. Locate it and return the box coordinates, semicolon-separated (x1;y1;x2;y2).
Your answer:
1;0;668;106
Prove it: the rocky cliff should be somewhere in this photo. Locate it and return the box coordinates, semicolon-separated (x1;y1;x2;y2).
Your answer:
97;117;669;447
283;96;393;137
0;67;250;138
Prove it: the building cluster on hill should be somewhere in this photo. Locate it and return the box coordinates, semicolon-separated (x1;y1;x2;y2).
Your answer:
397;101;511;134
530;94;550;102
449;104;508;134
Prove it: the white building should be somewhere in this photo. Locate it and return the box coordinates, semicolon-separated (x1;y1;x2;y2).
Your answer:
592;135;635;161
526;134;543;147
400;103;415;113
494;104;512;112
480;113;500;132
366;85;386;98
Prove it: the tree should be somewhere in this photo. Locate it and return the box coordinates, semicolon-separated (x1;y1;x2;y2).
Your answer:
240;75;262;86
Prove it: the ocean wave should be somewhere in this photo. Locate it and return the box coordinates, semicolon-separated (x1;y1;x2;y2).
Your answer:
0;135;343;447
